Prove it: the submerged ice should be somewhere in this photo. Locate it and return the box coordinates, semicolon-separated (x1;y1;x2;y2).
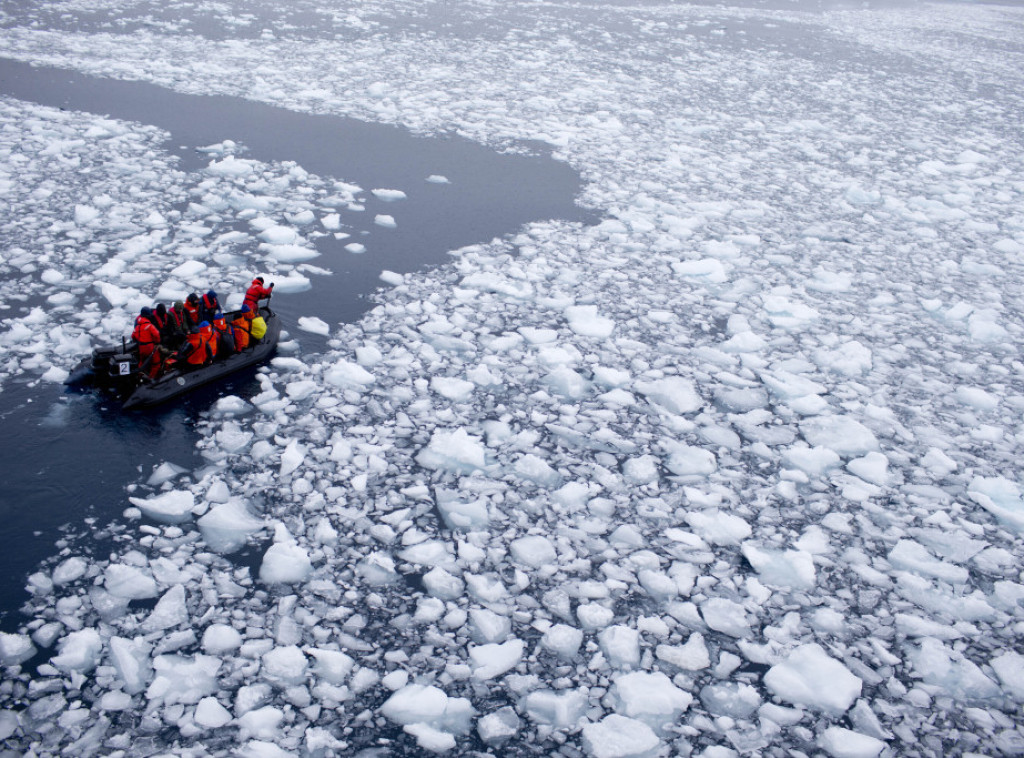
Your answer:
2;0;1024;756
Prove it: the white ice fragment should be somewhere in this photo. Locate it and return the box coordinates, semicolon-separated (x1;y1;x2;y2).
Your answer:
74;204;100;225
921;448;957;476
888;540;968;583
672;258;728;283
815;340;872;376
324;359;375;389
52;556;88;586
635;377;702;415
800;416;879;457
105;564;158;599
523;689;589;728
541;624;584;659
906;638;999;701
0;633;36;666
308;648;354;685
656;633;710;671
345;243;367;254
374;214;397;228
372;188;407;201
279;440;307;477
404;722;456;753
818;727;886;758
41;366;69;383
206;155;255;176
269;273;312;293
599;625;641;669
782;445;840;476
847;451;889;485
146;654;221;705
51;628;103;673
720;331;767;353
685;510;751;546
431;376;475;401
426;175;450;184
380;684;449;725
967;477;1024;533
990;651;1024;701
741;544;816;590
423;567;466;600
417;428;487;474
202;624;243;655
700;598;750;638
297;316;330;336
194;696;233;729
259;542;312;585
477;707;520;745
108;636;153;694
564;305;615;338
664;444;717;477
198;501;264;553
577;602;614;630
513;454;562;487
142;585;189;631
510;535;557;567
580;714;661;758
127;490;195;524
262;645;308;687
470;639;524;680
764;644;862;715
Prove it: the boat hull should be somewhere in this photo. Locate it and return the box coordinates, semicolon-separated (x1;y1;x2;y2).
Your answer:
67;307;282;410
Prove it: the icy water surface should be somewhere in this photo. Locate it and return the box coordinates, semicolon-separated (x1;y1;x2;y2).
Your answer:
1;0;1024;756
0;58;590;628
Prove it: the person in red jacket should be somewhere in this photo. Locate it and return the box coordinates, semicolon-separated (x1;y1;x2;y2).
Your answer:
131;307;164;379
243;276;274;312
174;327;212;369
184;293;201;325
231;305;253;351
199;290;221;324
199;320;217;361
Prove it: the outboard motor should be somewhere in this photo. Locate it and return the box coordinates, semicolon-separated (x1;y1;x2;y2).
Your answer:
106;352;139;388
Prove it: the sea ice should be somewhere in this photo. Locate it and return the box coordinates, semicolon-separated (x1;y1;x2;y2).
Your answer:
764;644;862;715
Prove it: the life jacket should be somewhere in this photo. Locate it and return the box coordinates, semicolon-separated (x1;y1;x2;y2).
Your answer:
200;293;220;323
243;279;273;312
131;317;163;378
131;316;161;351
151;309;168;332
167;306;190;334
182;331;207;366
200;322;217;359
184;299;200;324
213;315;235;354
250;315;267;341
231;314;251;351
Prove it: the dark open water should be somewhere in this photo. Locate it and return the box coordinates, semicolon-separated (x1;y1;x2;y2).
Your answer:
0;57;593;631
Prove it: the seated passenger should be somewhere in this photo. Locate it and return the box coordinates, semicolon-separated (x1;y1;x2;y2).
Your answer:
199;320;218;361
199;290;221;324
232;305;253;351
249;311;268;343
175;327;212;369
184;293;201;325
164;301;193;349
212;313;235;356
131;307;163;379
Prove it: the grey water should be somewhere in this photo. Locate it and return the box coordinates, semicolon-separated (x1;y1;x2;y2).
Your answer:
0;57;593;631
